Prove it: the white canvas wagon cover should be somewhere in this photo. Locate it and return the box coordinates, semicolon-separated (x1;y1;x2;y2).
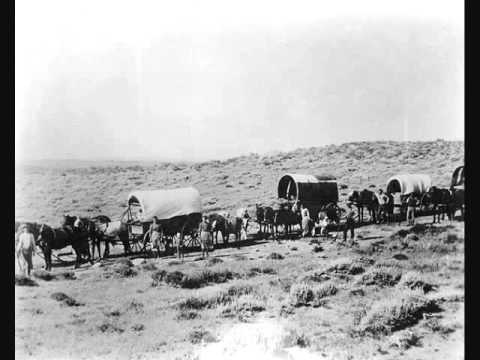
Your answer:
127;187;202;222
386;174;432;195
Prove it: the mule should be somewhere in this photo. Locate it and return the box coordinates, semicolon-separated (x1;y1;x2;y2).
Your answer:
36;224;93;270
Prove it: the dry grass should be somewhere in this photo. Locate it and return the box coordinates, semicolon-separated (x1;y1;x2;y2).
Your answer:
15;140;463;225
177;284;256;311
360;267;403;287
151;268;239;288
14;141;464;359
357;291;442;336
288;281;338;307
399;272;437;293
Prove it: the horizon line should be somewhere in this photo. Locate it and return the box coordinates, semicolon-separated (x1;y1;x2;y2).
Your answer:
15;138;464;165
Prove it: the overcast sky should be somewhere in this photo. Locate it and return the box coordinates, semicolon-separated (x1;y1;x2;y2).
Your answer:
15;0;463;162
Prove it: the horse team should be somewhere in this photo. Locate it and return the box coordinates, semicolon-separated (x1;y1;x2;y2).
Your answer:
346;186;464;225
15;182;464;276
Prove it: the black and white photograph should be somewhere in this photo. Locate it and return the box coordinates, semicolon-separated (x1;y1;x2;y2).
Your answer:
15;0;464;359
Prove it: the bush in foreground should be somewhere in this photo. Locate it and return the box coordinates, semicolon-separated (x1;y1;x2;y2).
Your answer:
220;295;266;318
360;267;402;287
399;272;436;293
289;282;337;307
50;292;84;307
15;275;38;287
357;292;441;336
267;252;285;260
177;284;255;310
151;268;238;288
389;330;422;350
188;328;217;344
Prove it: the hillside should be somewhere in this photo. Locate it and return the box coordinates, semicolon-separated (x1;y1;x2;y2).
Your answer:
15;140;464;226
15;139;465;360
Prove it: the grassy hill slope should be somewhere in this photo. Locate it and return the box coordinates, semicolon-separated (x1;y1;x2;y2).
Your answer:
15;140;463;226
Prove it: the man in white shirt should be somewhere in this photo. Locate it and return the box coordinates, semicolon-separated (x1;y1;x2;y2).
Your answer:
300;204;311;237
16;225;36;276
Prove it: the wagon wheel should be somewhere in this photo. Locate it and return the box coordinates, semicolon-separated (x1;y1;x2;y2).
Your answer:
184;230;200;248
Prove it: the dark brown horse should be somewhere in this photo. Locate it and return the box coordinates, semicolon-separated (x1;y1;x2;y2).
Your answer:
86;215;113;259
348;190;379;223
420;187;454;223
63;215;107;260
255;204;275;237
273;205;301;239
376;192;394;224
36;223;93;270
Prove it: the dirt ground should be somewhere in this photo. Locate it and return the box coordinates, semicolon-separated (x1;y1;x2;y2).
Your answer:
15;140;464;359
15;215;464;360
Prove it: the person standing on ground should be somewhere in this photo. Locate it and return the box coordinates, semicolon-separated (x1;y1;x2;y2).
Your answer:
377;189;389;223
176;232;185;261
199;215;211;258
406;193;417;226
343;202;357;244
393;192;402;224
300;204;311;237
149;216;162;258
318;211;329;237
16;225;36;277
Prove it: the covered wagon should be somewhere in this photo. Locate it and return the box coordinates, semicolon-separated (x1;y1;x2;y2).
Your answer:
450;165;464;190
123;187;202;252
386;174;432;195
277;173;339;220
